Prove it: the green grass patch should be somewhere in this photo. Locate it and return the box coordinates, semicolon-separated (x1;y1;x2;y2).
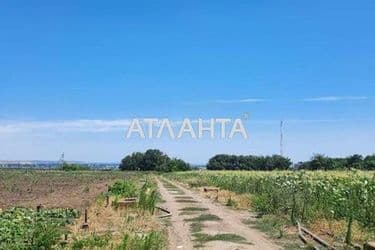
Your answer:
175;199;198;203
179;207;209;212
251;215;287;239
190;222;203;233
169;190;185;195
116;231;165;250
249;215;302;249
184;214;221;222
174;196;193;199
179;207;209;215
192;233;250;247
72;233;111;250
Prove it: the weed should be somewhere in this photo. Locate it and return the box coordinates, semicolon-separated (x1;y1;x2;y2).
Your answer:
72;233;111;250
115;232;165;250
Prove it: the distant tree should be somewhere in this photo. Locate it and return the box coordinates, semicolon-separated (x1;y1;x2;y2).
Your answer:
296;154;375;170
59;162;90;171
119;149;190;172
157;158;191;172
207;154;292;171
266;155;292;170
364;155;375;170
345;154;363;170
206;155;228;170
295;161;310;170
142;149;170;171
119;152;144;171
309;154;334;170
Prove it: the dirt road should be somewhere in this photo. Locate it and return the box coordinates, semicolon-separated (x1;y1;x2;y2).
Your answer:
157;178;281;250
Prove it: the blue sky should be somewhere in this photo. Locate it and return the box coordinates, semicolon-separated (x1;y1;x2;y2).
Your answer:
0;1;374;163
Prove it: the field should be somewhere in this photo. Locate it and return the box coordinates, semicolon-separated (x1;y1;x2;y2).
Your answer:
0;169;167;249
163;170;375;248
2;169;375;249
0;170;131;209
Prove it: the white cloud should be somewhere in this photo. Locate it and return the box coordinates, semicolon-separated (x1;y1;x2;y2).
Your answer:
213;98;265;104
0;119;132;133
303;96;368;102
0;118;216;134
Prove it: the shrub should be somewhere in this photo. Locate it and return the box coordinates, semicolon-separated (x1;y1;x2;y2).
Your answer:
108;181;137;197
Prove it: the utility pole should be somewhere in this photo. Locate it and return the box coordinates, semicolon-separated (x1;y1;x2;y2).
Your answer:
280;120;284;156
59;152;65;167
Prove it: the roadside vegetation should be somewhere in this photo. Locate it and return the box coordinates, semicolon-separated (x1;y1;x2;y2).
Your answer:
165;170;375;247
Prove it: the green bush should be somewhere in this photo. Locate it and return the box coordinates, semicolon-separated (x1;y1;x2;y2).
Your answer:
108;181;137;198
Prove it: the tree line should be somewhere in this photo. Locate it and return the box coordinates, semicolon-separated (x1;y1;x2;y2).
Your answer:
207;154;292;170
295;154;375;170
206;153;375;171
119;149;190;172
118;149;375;172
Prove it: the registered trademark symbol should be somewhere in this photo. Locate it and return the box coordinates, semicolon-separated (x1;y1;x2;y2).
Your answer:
242;112;249;120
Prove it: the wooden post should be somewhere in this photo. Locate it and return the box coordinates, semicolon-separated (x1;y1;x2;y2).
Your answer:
84;209;88;223
106;195;109;207
81;209;89;229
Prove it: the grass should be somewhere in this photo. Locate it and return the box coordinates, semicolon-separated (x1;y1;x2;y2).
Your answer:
175;199;198;203
243;215;303;249
193;233;250;247
174;195;193;199
116;231;166;250
179;207;209;212
162;179;186;194
169;190;185;195
185;214;222;237
184;214;221;222
179;207;208;215
251;215;287;239
72;232;111;250
190;222;203;233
